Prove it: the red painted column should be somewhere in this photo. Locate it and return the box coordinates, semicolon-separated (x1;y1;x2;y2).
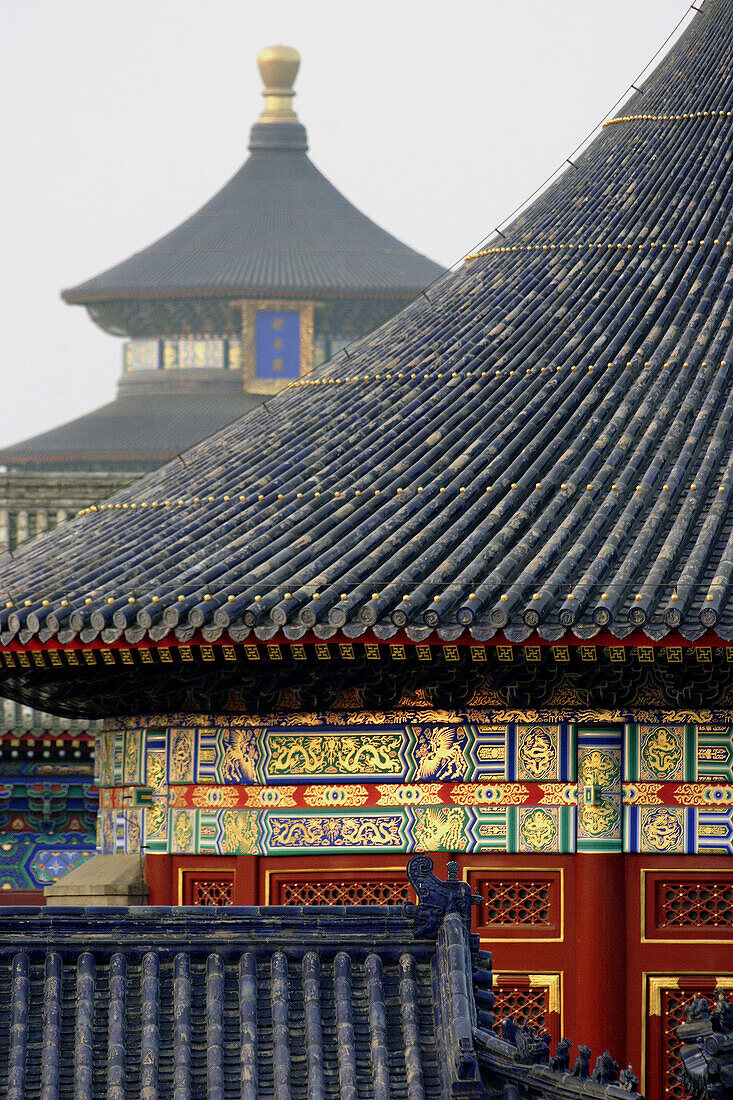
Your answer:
236;856;258;904
145;854;173;905
572;854;627;1067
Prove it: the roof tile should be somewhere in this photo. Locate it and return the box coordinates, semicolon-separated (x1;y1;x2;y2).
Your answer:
2;0;733;647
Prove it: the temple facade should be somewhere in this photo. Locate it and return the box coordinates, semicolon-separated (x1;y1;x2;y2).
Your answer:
1;3;732;1098
0;46;441;893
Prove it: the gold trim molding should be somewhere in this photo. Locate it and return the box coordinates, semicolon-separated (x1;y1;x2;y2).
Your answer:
177;864;235;906
647;973;733;1016
648;976;677;1017
494;971;563;1029
530;972;562;1016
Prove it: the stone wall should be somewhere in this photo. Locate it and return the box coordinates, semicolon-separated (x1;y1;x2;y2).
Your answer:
0;470;138;553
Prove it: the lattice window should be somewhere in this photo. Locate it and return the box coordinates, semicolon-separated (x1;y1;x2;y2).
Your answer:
277;879;410;906
482;880;550;925
492;978;547;1034
468;871;561;939
651;979;726;1100
661;881;733;928
191;878;233;906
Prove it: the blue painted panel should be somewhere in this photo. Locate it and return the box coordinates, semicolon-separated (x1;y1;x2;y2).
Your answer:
255;311;300;379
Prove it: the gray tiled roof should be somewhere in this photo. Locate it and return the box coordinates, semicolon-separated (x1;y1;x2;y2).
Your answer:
0;697;99;734
1;0;733;646
62;136;443;303
0;390;265;471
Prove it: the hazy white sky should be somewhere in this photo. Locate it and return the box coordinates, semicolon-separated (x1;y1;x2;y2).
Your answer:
0;1;692;448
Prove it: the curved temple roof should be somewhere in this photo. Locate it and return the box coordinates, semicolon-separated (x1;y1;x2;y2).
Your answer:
0;387;266;472
61;48;442;304
62;152;443;300
2;0;733;648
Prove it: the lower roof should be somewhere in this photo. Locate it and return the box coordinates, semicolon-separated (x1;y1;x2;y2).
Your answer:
0;856;639;1100
0;384;264;471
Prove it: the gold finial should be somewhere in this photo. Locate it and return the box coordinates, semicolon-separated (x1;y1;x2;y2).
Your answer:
257;45;300;124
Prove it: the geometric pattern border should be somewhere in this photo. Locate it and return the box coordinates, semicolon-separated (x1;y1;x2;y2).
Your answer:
99;720;733;787
98;800;713;856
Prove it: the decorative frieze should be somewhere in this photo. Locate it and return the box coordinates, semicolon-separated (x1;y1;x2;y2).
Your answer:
96;713;733;858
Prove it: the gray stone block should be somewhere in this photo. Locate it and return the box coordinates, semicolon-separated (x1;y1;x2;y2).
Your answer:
43;853;147;906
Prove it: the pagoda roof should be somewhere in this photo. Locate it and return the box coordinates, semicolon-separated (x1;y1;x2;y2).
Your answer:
2;0;733;650
0;857;638;1100
61;51;443;305
0;386;265;472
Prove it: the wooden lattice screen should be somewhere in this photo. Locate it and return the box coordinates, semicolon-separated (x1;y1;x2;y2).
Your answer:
492;974;560;1044
467;869;562;940
275;879;411;905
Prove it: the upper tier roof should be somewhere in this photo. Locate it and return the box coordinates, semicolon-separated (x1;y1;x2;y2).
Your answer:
3;0;733;648
61;47;443;305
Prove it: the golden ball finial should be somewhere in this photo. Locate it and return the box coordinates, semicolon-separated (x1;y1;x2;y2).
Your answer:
258;45;300;94
257;45;300;123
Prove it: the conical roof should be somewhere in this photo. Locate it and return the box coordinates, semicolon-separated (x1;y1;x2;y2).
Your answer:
62;48;442;304
0;47;442;473
62;153;443;301
3;0;733;652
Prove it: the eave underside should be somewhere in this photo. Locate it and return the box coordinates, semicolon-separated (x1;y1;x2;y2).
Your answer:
1;641;732;719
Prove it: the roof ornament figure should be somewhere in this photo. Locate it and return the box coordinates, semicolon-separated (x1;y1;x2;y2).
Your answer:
571;1046;592;1079
514;1026;552;1066
686;995;711;1022
404;854;481;934
593;1053;620;1086
619;1066;640;1094
249;43;309;151
551;1038;573;1073
677;989;733;1100
714;987;733;1033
